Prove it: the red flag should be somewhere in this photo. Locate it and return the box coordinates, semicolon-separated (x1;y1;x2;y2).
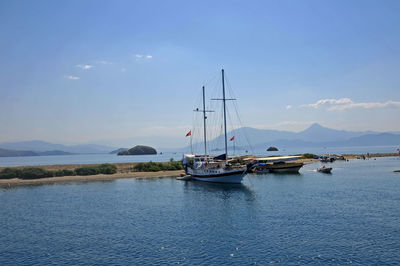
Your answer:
230;136;235;141
185;130;192;137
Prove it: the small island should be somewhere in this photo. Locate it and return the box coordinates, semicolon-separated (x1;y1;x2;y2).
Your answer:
117;145;157;156
267;146;279;151
109;148;128;154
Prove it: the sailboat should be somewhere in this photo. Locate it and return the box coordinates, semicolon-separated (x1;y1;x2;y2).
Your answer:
183;69;247;184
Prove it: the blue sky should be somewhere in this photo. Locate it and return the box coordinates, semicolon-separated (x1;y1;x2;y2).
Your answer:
1;0;399;148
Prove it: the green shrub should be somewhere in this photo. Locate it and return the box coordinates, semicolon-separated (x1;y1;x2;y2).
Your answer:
1;164;117;179
302;153;317;159
133;160;183;172
0;168;22;179
75;166;99;176
19;167;53;179
54;169;75;177
97;163;117;174
74;164;117;176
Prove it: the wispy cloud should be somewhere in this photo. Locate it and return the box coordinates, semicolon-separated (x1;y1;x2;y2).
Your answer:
135;54;153;61
76;64;94;70
286;105;292;110
301;98;400;111
64;75;80;80
97;60;112;65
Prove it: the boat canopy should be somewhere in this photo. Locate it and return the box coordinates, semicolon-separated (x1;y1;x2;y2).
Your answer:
213;154;226;160
244;155;301;163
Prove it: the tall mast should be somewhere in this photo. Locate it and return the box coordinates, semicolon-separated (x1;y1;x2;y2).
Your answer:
211;69;235;160
194;87;213;156
222;69;228;159
202;86;207;156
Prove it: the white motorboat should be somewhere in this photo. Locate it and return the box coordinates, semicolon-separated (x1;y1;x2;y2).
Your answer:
317;166;332;173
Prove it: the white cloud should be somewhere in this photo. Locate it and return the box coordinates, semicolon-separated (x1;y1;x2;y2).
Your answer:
64;75;80;80
286;105;292;110
301;98;400;111
135;54;152;60
76;64;94;70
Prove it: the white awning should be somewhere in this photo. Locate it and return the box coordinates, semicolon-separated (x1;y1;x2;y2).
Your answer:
244;155;301;162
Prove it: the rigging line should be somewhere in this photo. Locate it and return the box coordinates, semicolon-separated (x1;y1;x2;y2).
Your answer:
202;72;219;88
232;97;255;154
224;74;255;154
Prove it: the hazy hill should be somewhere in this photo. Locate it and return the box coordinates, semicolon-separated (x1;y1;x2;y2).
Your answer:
294;123;371;142
0;140;116;154
192;123;399;150
0;148;74;157
0;148;38;157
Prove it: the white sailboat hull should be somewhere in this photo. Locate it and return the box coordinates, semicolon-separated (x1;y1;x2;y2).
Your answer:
192;173;245;184
187;167;246;184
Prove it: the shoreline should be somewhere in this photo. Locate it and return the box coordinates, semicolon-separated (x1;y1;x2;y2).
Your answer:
0;170;184;188
1;152;398;188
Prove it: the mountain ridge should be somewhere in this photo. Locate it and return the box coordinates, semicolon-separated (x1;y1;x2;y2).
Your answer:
188;123;400;151
1;124;399;154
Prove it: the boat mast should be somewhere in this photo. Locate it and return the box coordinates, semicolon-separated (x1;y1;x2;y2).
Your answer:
194;86;214;156
211;69;235;161
202;86;207;156
222;69;228;159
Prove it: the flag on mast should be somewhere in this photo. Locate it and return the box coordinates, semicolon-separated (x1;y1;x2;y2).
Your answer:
230;136;235;141
186;130;192;137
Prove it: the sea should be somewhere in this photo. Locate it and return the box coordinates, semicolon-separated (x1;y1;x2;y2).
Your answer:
1;156;400;265
0;145;398;167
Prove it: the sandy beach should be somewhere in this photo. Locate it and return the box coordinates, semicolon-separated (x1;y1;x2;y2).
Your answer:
0;167;184;188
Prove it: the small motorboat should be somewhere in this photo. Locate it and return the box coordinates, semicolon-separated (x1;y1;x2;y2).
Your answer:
317;166;332;173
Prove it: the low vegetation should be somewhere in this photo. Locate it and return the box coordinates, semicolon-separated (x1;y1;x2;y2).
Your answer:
301;153;318;159
0;163;117;180
75;164;117;176
133;159;183;172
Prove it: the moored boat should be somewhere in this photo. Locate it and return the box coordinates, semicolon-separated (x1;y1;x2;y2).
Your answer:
317;166;332;173
245;155;304;174
183;69;247;184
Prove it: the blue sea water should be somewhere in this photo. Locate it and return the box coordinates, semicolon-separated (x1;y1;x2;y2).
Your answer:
0;152;184;167
1;157;400;265
0;145;398;167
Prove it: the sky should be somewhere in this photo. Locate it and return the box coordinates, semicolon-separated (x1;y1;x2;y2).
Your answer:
0;0;399;148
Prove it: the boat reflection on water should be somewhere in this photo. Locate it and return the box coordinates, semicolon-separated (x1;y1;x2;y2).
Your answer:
182;180;256;202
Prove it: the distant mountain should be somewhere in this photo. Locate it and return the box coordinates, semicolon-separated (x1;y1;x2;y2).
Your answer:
204;123;366;148
339;133;400;146
0;148;74;157
189;123;399;151
294;123;371;142
0;148;38;157
0;140;116;154
37;150;74;156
